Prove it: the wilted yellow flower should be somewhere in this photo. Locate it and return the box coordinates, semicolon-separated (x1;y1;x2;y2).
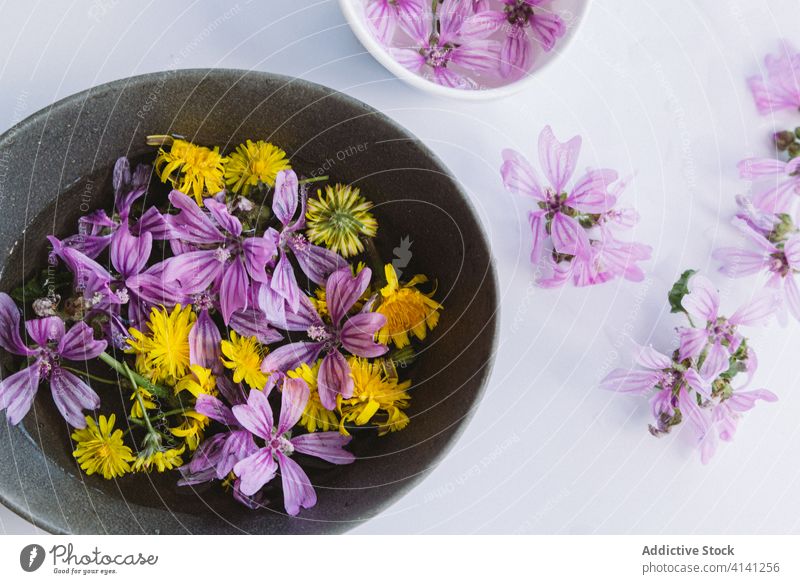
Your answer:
224;139;290;194
376;264;441;348
306;184;377;257
339;358;411;436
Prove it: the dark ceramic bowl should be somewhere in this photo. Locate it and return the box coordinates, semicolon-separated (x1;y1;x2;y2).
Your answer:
0;69;498;534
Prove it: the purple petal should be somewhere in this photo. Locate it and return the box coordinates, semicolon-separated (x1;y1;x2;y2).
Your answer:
326;267;371;326
566;169;619;213
195;394;237;426
538;125;580;192
500;30;530;78
219;257;249;325
58;322;107;361
217;430;257;479
204;198;243;238
529;10;565;51
26;317;65;347
111;223;152;278
135;206;175;240
189;309;222;370
261;341;324;374
784;275;800;321
50;369;100;428
450;40;499;73
291;432;355;464
317;350;353;410
678;387;710;442
528;210;548;265
167;190;225;244
233;448;277;497
290;241;346;286
0;365;40;425
0;293;34;356
727;388;778;412
273;170;300;226
699;342;729;381
277;377;310;435
162;250;224;294
729;291;777;326
229;308;283;345
784;234;800;270
340;313;389;358
684;367;712;399
500;149;545;200
551;212;589;258
232;388;274;440
599;368;659;395
275;452;316;516
242;236;276;285
681;274;719;323
634;345;672;370
365;0;397;43
271;251;301;313
678;327;709;361
713;247;768;278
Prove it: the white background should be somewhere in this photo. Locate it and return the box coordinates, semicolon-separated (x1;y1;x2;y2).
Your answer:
2;0;800;535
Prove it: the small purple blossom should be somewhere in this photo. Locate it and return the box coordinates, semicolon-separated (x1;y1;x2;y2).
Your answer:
501;125;651;287
216;379;355;515
0;293;106;427
261;267;388;409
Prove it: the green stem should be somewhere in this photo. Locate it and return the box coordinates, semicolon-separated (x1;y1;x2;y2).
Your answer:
147;408;189;423
97;352;170;399
299;175;328;185
364;238;387;287
122;362;157;436
61;366;119;386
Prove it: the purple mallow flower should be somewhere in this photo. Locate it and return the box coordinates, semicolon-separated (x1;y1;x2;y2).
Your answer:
747;41;800;115
737;156;800;216
501;125;650;287
365;0;424;44
0;293;106;427
217;379;355;515
261;267;388;409
392;0;500;89
484;0;566;79
677;274;775;380
161;191;275;324
266;170;346;313
713;217;800;324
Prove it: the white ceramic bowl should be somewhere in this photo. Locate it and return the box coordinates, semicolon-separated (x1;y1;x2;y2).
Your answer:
339;0;591;101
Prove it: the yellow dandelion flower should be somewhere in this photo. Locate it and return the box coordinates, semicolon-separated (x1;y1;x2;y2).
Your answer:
174;364;218;399
287;361;339;432
154;138;227;205
127;304;196;385
220;331;267;390
339;357;411;436
224;139;291;194
71;414;134;480
170;411;209;451
129;385;157;419
133;445;185;473
376;264;441;348
306;184;377;257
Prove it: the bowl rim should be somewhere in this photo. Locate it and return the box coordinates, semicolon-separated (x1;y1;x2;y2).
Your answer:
0;68;501;534
338;0;593;101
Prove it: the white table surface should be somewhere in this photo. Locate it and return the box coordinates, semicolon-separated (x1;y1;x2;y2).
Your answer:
2;0;800;535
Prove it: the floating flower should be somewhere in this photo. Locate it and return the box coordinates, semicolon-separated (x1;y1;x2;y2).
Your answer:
231;379;355;515
305;183;378;258
375;264;441;348
501;125;650;287
364;0;424;43
747;41;800;115
224;139;291;194
127;304;196;385
287;361;339;433
266;170;346;312
339;357;411;436
485;0;566;79
160;191;276;323
0;293;106;427
392;0;499;88
221;331;267;391
262;267;388;410
71;414;134;480
713;217;800;323
154;139;227;205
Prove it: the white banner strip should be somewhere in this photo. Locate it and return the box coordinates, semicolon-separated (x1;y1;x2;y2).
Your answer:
0;535;797;582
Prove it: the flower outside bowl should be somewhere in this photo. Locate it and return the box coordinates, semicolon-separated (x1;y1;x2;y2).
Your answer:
0;69;498;534
338;0;592;101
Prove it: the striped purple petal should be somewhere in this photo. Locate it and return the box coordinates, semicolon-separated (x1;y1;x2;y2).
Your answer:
273;170;299;226
219;256;249;325
261;341;324;374
229;308;283;345
0;365;40;425
0;293;34;356
58;321;106;361
232;388;274;440
340;312;388;358
26;317;65;347
291;432;355;465
277;376;310;435
326;267;372;326
318;349;353;410
232;448;277;497
242;236;276;285
290;240;346;286
189;309;222;370
204;198;243;238
271;251;301;313
275;452;316;516
167;190;225;244
50;369;100;428
111;223;152;278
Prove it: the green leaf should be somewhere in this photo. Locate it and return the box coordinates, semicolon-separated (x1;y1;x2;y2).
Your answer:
667;269;697;314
